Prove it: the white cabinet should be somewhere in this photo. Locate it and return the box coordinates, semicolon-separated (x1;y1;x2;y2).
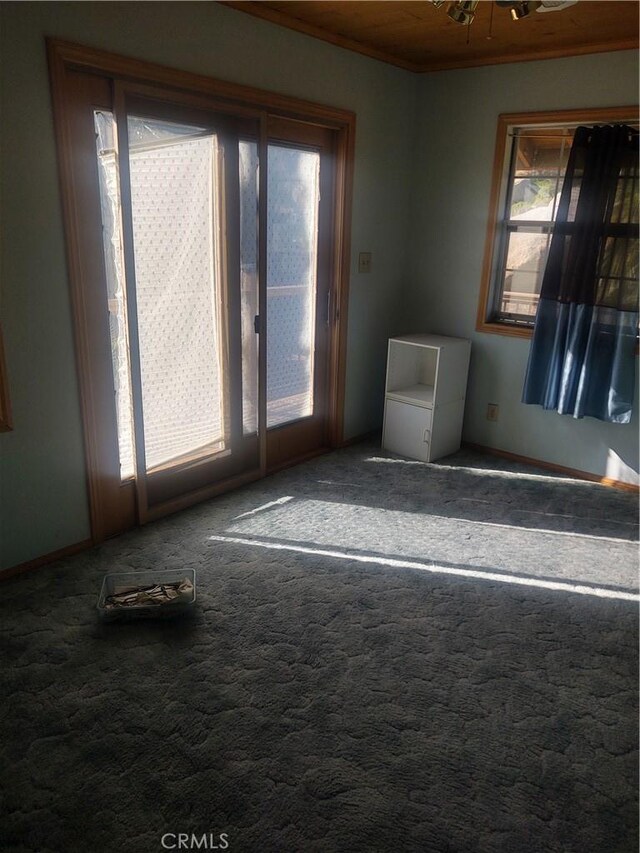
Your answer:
382;334;470;463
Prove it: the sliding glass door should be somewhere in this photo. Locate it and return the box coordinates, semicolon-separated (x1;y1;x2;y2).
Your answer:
49;45;353;543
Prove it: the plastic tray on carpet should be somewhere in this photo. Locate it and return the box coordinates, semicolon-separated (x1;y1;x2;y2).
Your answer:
97;568;197;621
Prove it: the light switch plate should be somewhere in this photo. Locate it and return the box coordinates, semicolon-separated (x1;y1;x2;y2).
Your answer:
358;252;372;273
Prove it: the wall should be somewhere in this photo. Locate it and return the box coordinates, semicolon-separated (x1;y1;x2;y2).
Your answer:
1;2;637;572
409;50;639;484
0;1;417;569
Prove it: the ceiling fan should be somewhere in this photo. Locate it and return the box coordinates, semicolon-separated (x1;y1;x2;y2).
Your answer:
432;1;578;26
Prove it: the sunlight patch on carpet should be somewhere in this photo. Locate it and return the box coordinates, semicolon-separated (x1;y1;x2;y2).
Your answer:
365;456;613;488
208;534;640;602
219;496;638;591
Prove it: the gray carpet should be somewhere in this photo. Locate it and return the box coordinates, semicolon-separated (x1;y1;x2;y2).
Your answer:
1;441;638;852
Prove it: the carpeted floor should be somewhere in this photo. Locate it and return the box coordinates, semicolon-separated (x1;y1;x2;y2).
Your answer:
1;441;638;852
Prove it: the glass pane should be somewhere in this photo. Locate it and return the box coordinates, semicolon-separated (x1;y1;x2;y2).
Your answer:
510;177;558;220
500;271;540;318
598;235;639;287
127;116;206;147
566;182;582;222
239;140;259;436
127;116;225;472
505;230;550;275
513;128;573;223
501;230;548;317
612;171;639;224
94;111;135;481
514;128;573;178
266;145;320;428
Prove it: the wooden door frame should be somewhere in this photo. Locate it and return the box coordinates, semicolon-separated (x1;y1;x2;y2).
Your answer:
47;38;355;543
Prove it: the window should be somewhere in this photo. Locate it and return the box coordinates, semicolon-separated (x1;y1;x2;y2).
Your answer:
477;107;638;337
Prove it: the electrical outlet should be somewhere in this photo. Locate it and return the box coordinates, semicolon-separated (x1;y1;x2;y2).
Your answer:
487;403;499;422
358;252;372;274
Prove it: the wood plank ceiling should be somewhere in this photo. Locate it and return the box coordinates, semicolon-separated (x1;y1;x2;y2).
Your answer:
220;1;639;72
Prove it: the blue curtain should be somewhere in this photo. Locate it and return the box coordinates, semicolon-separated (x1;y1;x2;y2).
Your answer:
522;125;638;423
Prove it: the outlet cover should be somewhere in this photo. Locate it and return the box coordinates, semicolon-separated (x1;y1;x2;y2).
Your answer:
487;403;499;422
358;252;372;274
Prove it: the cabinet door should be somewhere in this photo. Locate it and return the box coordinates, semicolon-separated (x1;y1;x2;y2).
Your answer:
383;399;431;462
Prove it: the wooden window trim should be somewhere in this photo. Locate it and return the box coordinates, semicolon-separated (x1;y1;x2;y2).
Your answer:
476;105;639;339
47;38;355;542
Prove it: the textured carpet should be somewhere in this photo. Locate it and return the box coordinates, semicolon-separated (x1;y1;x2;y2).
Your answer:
1;441;638;853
